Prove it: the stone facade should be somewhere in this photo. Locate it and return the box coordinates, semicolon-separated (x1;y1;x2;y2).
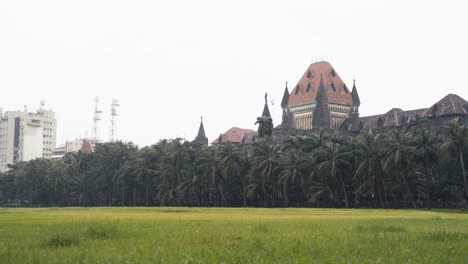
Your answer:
279;61;360;130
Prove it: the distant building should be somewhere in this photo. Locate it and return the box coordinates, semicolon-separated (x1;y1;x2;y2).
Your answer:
65;138;95;154
0;106;56;172
51;138;95;160
211;127;257;145
341;94;468;132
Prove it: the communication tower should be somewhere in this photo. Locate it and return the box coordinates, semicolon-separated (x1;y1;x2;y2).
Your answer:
92;97;102;142
109;99;119;142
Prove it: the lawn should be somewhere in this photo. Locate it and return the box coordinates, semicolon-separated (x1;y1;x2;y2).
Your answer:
0;208;467;263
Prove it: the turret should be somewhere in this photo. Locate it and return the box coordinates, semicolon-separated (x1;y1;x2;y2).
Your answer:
281;82;289;108
195;117;208;145
312;74;330;128
350;80;360;118
261;92;271;118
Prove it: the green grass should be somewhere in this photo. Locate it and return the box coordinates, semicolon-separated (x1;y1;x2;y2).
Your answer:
0;208;467;263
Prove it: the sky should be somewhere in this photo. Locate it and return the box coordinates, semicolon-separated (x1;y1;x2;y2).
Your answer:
1;0;467;147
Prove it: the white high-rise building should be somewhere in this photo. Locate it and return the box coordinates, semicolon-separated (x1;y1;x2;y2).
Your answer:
0;106;56;172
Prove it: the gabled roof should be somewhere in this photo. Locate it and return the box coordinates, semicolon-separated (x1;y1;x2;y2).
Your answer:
211;127;257;145
422;94;468;118
287;61;353;107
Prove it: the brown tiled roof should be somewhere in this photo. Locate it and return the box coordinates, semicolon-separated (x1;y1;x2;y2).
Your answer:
211;127;257;144
342;94;468;132
287;61;353;107
422;94;468;118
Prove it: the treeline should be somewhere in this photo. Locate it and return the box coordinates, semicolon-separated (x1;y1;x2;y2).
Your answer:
0;117;467;208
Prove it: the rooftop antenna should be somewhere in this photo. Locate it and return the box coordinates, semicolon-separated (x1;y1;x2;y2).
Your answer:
109;98;119;142
92;96;102;142
39;100;46;111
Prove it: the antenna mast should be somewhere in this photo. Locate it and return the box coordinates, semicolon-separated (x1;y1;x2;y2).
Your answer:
109;98;119;142
92;96;102;142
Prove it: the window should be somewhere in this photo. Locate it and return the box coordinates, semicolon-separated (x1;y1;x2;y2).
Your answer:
295;85;302;95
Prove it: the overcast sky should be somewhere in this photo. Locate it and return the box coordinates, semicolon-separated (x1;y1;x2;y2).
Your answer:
1;0;467;147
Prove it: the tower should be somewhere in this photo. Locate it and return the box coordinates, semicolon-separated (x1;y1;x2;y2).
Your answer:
92;96;102;142
109;98;119;142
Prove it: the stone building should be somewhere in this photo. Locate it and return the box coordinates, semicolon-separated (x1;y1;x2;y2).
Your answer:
279;61;360;130
341;93;468;132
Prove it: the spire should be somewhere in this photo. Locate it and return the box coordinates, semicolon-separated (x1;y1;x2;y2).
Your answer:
281;82;289;108
351;79;361;106
195;116;208;144
261;92;271;118
312;74;330;128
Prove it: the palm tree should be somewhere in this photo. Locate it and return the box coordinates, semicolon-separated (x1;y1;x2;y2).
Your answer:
380;130;416;208
412;129;439;208
133;147;159;206
219;142;242;207
405;114;427;134
277;149;307;207
46;160;69;206
354;129;386;208
440;117;468;200
198;145;222;206
314;141;351;208
255;116;273;138
252;140;280;206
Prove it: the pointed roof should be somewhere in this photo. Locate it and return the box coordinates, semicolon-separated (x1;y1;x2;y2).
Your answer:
281;82;289;107
287;61;353;107
351;80;361;106
195;117;208;144
422;94;468;118
312;75;330;128
262;93;271;118
80;139;94;154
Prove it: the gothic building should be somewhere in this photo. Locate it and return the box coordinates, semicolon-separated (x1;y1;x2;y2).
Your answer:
201;60;467;146
278;61;360;130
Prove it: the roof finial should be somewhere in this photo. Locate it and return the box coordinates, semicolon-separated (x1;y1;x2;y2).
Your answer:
353;79;355;85
285;81;288;88
201;116;203;122
264;92;268;105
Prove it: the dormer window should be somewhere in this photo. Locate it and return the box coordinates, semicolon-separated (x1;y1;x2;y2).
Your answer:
295;85;302;95
307;70;313;78
306;83;312;93
341;84;349;94
329;82;336;92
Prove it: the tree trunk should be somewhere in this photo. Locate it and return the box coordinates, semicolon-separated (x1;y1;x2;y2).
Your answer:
459;149;468;200
283;182;288;207
339;175;349;208
426;167;433;209
243;185;247;207
401;171;416;208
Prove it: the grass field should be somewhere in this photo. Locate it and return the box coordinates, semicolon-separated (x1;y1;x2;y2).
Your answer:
0;208;467;263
